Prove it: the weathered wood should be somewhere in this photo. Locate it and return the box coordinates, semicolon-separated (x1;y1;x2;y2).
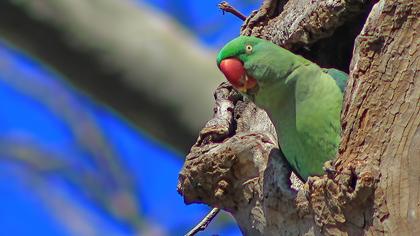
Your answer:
178;0;419;235
341;1;420;234
178;83;315;235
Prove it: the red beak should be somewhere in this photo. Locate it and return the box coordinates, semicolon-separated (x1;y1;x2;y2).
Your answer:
219;58;256;92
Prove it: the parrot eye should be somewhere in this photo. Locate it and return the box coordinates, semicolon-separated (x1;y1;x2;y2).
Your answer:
245;45;253;54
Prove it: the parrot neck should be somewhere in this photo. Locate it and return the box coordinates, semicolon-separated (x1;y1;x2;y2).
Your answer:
255;64;343;180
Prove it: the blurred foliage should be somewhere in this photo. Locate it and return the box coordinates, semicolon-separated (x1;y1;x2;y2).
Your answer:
0;0;261;235
0;41;240;235
0;0;260;151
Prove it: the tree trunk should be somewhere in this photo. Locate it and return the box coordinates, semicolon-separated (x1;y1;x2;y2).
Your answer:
178;0;419;235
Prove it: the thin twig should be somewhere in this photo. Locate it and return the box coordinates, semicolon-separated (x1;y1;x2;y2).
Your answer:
218;1;247;21
185;207;221;236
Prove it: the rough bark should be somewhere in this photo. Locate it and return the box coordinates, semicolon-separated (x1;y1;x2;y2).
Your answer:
178;0;419;235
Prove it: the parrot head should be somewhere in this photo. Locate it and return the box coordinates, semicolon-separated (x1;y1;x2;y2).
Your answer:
216;36;262;93
217;36;305;97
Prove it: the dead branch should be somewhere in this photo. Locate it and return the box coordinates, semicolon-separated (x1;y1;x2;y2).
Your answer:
185;208;220;236
218;1;247;21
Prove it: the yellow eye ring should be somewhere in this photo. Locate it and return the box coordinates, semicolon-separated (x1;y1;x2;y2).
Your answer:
245;45;253;54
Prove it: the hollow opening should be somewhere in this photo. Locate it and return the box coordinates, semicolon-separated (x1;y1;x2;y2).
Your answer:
295;5;374;73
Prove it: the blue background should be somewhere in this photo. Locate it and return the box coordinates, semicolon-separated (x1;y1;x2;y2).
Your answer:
0;1;260;235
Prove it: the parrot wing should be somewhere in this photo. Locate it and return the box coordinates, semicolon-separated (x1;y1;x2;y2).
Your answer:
323;68;349;93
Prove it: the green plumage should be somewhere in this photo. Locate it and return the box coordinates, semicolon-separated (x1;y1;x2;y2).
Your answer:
217;36;348;180
324;68;348;93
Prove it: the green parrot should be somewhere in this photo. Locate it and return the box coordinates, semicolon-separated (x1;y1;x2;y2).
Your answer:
216;36;348;181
